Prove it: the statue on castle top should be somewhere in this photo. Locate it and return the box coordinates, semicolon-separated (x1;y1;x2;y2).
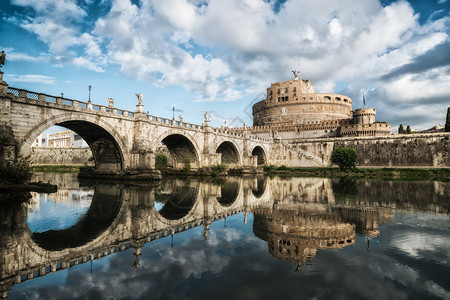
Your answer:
0;51;5;70
107;97;114;108
292;70;300;80
135;92;143;105
178;114;183;123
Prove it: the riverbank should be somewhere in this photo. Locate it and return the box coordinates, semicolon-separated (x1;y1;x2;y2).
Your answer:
30;164;450;181
263;165;450;181
32;165;82;173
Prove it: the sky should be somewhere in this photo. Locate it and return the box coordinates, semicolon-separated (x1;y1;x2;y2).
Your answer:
0;0;449;132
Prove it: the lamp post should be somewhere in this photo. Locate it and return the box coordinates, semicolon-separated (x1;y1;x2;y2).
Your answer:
88;85;92;103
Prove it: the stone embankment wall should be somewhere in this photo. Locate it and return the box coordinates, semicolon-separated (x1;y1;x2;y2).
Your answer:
30;147;93;165
278;133;450;168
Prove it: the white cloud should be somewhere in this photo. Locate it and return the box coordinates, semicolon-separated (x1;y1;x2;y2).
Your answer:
6;0;450;127
5;74;56;84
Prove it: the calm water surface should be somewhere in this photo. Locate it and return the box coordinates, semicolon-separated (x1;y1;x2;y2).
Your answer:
1;173;449;300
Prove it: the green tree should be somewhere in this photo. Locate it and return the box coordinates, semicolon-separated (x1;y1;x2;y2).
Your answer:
155;153;168;171
331;146;358;171
398;124;405;134
183;159;191;172
406;125;411;134
0;155;32;184
445;107;450;132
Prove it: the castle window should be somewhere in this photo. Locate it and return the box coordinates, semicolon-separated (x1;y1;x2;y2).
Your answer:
344;99;348;102
293;87;296;92
277;89;280;94
270;90;272;95
336;97;341;101
324;96;331;101
293;93;296;97
285;88;288;93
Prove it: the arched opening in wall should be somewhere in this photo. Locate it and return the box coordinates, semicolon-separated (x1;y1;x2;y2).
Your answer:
31;182;123;251
161;134;199;170
27;124;100;168
57;121;123;171
217;180;239;206
252;146;267;166
216;141;240;167
252;176;267;198
155;181;198;220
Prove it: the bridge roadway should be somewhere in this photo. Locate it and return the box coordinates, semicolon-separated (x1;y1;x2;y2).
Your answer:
0;83;272;171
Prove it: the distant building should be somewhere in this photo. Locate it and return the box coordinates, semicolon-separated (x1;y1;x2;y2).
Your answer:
31;130;89;148
415;125;445;134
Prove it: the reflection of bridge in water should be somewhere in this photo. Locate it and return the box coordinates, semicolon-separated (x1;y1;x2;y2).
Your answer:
1;176;448;298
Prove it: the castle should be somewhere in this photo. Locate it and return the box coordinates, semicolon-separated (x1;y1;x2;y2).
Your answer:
233;71;392;139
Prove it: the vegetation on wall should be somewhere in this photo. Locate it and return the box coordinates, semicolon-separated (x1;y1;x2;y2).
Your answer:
155;153;168;171
331;146;358;171
0;155;32;184
183;159;191;172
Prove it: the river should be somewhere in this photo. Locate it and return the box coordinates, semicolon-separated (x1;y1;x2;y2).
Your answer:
1;173;449;299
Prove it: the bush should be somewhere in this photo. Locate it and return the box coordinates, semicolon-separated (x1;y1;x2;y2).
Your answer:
263;165;277;173
211;164;227;176
331;146;358;171
155;153;168;171
0;155;33;184
183;159;191;172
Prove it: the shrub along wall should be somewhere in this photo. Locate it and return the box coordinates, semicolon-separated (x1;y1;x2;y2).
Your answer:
283;133;450;168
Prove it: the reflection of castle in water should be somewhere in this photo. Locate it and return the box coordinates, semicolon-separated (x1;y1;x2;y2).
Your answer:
1;175;448;298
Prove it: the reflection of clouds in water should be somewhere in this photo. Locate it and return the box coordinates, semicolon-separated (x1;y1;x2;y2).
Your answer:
11;212;449;300
27;190;94;233
393;233;450;263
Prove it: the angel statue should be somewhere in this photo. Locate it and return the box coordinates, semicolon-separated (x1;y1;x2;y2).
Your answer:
292;70;300;80
107;97;114;108
204;111;211;122
0;51;5;70
135;92;143;105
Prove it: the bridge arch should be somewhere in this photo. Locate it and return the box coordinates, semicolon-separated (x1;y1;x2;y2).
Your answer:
215;140;241;168
217;179;241;207
19;113;128;171
155;183;199;220
30;184;124;251
156;132;201;169
251;145;267;166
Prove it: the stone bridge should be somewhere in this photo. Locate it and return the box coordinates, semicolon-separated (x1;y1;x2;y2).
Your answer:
0;80;272;171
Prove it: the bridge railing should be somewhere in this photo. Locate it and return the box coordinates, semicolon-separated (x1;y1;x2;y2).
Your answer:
7;87;137;118
6;87;270;141
145;114;203;130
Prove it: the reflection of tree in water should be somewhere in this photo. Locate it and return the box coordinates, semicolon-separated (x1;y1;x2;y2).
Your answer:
331;177;358;197
217;181;239;206
252;176;267;198
155;184;198;220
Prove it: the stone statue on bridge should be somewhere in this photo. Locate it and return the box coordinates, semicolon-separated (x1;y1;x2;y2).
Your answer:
0;51;5;71
107;97;114;108
204;111;211;122
135;92;143;105
178;114;183;123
